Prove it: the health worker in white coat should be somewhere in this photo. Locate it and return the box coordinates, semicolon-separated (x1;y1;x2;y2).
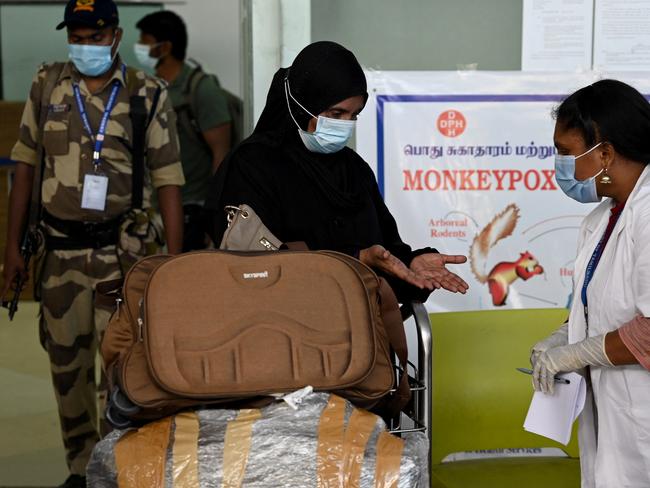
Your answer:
530;79;650;488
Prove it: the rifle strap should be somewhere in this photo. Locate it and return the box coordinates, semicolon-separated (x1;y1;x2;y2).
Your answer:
127;68;161;210
129;95;147;210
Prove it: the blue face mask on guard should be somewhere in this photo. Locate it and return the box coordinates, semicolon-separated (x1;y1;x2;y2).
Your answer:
284;78;356;154
68;35;119;77
554;142;604;203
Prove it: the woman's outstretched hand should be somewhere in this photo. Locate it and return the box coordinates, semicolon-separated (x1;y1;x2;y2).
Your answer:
359;245;433;290
409;253;469;294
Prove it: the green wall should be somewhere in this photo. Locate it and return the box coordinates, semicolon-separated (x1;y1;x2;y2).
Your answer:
311;0;523;71
1;4;161;101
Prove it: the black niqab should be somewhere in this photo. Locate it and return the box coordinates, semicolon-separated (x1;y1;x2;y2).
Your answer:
242;41;368;210
254;41;368;138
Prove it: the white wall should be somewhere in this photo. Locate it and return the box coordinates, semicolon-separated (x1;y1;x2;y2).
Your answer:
167;0;242;96
247;0;311;127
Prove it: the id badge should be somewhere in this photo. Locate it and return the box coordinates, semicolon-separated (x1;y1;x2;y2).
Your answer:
81;173;109;211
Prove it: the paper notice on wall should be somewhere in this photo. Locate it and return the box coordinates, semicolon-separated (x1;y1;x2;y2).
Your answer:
522;0;594;71
593;0;650;71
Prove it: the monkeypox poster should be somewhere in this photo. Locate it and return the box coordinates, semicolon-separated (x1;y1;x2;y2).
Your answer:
357;71;650;312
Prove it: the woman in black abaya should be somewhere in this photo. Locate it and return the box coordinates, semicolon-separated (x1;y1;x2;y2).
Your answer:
207;41;468;301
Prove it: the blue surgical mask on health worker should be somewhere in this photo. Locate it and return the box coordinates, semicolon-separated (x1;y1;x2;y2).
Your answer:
554;142;604;204
284;79;356;154
68;36;118;77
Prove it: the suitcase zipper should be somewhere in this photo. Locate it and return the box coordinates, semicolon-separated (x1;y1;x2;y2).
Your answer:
137;298;144;342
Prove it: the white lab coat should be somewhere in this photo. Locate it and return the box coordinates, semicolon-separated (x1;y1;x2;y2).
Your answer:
568;165;650;488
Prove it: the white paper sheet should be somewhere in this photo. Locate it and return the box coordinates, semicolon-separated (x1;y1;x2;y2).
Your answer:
522;0;594;71
593;0;650;71
523;371;586;445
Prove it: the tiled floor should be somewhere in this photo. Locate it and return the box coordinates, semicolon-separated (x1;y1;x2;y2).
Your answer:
0;302;66;487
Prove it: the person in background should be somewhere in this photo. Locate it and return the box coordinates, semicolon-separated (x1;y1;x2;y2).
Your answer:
531;79;650;488
208;41;468;302
0;1;184;486
135;11;232;251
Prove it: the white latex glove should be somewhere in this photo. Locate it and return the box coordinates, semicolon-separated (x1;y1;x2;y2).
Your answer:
532;334;613;394
530;323;569;368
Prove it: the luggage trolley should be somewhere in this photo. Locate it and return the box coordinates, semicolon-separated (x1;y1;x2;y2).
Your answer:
388;301;432;449
98;256;434;485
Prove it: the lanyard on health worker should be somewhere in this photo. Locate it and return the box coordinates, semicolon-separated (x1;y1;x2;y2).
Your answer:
581;210;623;321
72;64;125;170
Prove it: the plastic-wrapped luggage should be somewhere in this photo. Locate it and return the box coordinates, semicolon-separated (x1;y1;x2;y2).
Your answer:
88;391;428;487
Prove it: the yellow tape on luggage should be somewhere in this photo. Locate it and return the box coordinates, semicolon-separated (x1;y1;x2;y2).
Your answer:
374;431;404;488
173;411;200;487
317;394;382;487
114;416;172;488
317;394;346;486
221;408;262;488
342;408;379;487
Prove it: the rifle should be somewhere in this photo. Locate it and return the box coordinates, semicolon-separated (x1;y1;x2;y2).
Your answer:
2;227;42;320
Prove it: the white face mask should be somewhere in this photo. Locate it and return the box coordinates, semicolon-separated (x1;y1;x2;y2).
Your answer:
284;78;356;154
133;42;160;69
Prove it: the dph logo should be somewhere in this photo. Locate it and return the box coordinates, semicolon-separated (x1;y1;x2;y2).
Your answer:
437;110;466;137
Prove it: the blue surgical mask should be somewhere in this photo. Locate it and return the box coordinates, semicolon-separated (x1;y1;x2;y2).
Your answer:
284;78;356;154
298;116;356;154
554;142;604;203
133;42;160;70
68;36;118;77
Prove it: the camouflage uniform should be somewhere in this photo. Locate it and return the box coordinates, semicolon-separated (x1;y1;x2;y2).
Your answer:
10;57;184;475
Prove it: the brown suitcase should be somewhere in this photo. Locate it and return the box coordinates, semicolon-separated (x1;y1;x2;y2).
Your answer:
101;250;409;422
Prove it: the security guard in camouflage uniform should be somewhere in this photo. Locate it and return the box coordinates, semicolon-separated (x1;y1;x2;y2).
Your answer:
0;1;184;486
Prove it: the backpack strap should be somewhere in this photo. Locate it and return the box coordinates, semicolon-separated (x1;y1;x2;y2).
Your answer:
189;71;243;147
176;63;241;147
126;67;161;210
188;69;213;132
185;65;206;97
174;65;209;147
30;62;65;229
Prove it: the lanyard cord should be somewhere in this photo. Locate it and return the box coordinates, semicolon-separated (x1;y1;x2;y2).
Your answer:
72;64;125;170
581;209;623;319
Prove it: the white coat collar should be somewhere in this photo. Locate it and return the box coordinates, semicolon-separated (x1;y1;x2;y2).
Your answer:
583;164;650;234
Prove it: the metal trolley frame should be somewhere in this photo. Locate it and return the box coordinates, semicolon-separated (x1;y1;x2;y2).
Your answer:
388;301;432;448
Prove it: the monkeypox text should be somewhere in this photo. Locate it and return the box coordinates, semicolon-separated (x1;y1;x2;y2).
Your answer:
402;168;558;191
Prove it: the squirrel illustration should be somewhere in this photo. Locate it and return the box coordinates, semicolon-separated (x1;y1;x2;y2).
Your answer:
469;203;544;306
